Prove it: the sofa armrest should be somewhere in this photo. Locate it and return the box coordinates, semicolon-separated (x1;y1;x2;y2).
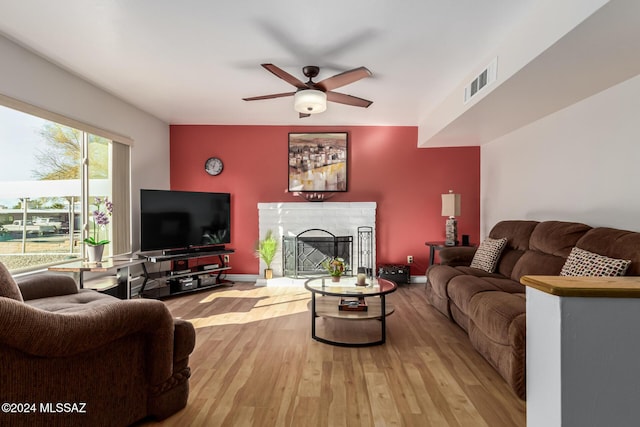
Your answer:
173;318;196;363
439;246;477;266
16;273;78;301
0;297;174;384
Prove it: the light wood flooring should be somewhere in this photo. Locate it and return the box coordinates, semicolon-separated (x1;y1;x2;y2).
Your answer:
140;282;525;427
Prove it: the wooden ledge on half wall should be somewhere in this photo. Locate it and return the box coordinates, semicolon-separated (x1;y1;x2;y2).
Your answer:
521;275;640;298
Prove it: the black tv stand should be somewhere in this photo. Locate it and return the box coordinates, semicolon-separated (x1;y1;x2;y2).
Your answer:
162;245;226;256
140;248;234;299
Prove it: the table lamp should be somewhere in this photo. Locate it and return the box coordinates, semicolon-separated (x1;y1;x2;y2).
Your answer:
441;190;461;246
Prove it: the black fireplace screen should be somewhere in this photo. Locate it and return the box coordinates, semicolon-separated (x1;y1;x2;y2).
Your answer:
282;229;353;278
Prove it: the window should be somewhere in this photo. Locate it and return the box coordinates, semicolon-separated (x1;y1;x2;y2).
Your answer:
0;99;131;273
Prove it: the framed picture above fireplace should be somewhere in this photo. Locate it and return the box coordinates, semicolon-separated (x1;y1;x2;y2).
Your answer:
288;132;348;192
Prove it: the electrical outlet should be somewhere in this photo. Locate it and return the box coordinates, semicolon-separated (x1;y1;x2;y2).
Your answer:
223;255;230;264
407;255;413;264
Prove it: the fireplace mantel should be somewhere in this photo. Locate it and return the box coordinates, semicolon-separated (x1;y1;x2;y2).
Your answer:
258;202;377;277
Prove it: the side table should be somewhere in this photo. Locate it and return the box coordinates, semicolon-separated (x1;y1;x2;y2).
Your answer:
425;241;474;267
48;258;148;299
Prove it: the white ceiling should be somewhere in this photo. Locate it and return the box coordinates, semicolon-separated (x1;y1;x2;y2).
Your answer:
0;0;537;126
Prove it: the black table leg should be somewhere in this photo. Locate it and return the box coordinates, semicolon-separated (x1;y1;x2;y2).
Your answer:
311;292;316;340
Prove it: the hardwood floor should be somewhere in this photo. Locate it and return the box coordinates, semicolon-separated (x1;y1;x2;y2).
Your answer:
141;282;525;427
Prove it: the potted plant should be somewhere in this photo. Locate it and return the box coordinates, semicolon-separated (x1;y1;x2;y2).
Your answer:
84;197;113;263
256;230;278;279
322;257;347;282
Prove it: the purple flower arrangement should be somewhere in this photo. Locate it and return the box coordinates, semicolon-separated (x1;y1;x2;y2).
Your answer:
84;197;113;246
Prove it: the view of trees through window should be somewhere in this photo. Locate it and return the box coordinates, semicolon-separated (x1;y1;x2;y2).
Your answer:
0;105;113;272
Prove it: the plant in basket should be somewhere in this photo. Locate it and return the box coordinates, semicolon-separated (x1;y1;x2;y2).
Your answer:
322;257;347;282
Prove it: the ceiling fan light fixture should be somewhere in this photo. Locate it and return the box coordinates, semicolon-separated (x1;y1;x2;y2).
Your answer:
294;89;327;114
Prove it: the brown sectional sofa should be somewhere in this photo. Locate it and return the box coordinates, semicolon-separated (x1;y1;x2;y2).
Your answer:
425;220;640;399
0;262;196;426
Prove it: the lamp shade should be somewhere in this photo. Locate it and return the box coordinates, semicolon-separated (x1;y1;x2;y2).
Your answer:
294;90;327;114
441;192;461;217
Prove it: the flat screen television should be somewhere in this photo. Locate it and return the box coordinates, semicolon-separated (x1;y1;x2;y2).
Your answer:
140;189;231;253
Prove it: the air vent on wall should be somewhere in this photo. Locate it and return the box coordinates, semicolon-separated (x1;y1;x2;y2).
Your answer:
464;57;498;104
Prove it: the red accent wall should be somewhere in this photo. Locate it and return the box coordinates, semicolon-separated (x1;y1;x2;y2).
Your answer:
169;125;480;276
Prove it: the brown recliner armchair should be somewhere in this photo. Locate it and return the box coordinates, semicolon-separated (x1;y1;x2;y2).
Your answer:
0;262;195;427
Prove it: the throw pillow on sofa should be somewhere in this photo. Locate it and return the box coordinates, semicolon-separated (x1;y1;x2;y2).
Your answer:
470;237;508;273
560;246;631;277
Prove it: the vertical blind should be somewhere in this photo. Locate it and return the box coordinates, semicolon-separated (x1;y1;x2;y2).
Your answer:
111;142;131;255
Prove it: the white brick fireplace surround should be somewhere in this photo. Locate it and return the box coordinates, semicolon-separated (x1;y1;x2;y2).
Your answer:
258;202;377;278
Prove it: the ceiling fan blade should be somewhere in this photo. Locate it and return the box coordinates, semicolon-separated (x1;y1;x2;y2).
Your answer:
242;91;296;101
299;112;311;118
262;63;308;89
326;91;373;108
316;67;372;91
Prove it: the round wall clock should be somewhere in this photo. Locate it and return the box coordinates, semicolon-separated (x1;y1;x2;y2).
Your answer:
204;157;224;176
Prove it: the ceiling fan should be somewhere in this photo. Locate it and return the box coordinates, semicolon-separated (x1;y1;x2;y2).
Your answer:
243;64;373;118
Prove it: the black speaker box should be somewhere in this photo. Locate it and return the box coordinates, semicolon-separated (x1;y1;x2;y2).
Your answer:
378;264;410;284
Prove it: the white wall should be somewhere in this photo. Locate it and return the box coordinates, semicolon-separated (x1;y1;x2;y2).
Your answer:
527;286;640;427
0;35;170;251
481;73;640;236
418;0;609;146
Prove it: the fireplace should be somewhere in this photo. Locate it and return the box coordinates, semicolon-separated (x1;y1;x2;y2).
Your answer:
283;229;353;277
257;202;376;278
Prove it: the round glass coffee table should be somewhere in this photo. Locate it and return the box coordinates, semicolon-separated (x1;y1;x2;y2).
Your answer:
304;276;398;347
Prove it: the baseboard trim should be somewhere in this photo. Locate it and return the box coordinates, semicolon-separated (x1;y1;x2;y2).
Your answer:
227;274;427;285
